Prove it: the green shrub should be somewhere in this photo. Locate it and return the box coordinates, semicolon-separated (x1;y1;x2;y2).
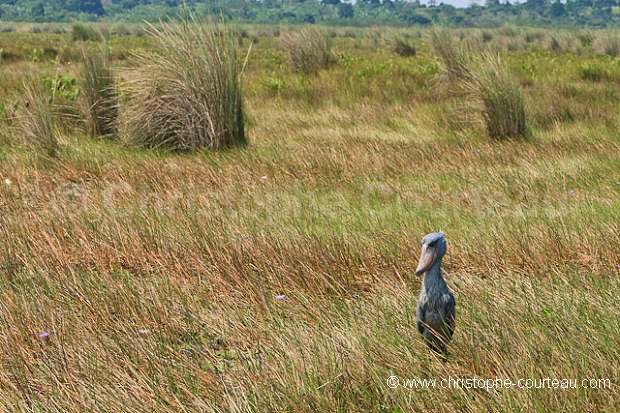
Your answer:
121;14;247;150
80;42;117;138
281;26;337;75
72;23;104;42
110;24;131;37
578;62;608;81
464;53;527;139
390;33;417;57
41;75;80;102
268;77;285;94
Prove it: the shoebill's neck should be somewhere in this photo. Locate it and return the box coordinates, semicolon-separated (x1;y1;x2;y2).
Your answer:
423;259;446;291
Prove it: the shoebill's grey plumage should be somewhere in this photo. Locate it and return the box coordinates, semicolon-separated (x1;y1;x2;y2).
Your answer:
416;232;455;355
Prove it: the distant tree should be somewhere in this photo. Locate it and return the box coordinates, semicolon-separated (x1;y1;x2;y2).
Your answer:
485;0;504;13
524;0;549;15
383;0;395;10
594;0;616;15
438;3;458;21
280;11;297;20
30;1;45;17
594;0;617;9
322;0;340;5
337;2;354;17
551;0;565;16
566;0;592;21
238;3;257;19
573;0;593;8
400;9;432;25
68;0;105;15
302;13;316;23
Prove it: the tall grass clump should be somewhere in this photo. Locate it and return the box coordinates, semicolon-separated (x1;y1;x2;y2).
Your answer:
594;31;620;57
80;42;117;138
72;23;104;42
121;15;247;150
389;32;417;57
429;26;472;83
16;80;57;156
464;52;527;139
577;29;595;47
281;26;336;75
546;32;581;54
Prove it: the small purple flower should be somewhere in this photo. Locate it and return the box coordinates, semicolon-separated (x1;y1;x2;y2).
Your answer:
275;294;286;300
138;329;150;335
616;265;620;270
373;175;380;180
39;332;50;340
568;190;575;195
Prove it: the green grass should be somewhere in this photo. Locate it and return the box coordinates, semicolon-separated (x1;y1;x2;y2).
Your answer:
15;78;57;156
464;52;527;139
79;41;117;138
72;22;104;42
428;26;471;82
281;25;337;75
0;25;620;412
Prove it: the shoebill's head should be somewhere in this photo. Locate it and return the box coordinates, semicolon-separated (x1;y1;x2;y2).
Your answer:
415;232;447;276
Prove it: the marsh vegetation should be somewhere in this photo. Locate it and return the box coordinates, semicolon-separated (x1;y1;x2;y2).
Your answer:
0;22;620;411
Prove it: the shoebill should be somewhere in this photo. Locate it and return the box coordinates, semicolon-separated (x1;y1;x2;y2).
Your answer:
416;232;456;355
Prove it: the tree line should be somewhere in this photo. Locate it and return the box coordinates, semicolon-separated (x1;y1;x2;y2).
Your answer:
0;0;618;27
